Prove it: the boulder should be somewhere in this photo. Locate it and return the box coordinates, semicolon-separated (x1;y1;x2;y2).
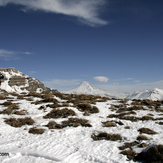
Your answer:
134;144;163;163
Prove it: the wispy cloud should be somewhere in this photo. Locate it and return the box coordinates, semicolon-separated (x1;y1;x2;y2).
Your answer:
0;0;108;26
93;76;109;83
0;49;17;60
23;52;33;55
134;80;141;83
112;78;134;82
29;71;37;75
0;49;32;60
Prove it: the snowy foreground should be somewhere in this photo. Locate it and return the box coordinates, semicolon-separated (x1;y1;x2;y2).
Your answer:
0;92;163;163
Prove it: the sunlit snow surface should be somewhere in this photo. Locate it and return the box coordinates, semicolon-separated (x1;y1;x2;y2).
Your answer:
0;94;163;163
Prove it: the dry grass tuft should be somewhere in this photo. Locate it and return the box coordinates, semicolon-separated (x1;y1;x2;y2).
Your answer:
120;116;139;122
138;128;158;135
102;121;116;127
41;93;58;103
115;104;145;114
91;132;122;141
109;105;117;111
27;92;43;98
156;122;163;125
102;120;123;127
13;110;27;115
137;135;150;141
25;97;34;101
141;99;162;109
118;141;139;150
4;117;35;127
0;95;8;100
60;102;70;107
61;118;92;127
76;103;99;114
46;103;61;108
124;126;131;129
155;107;163;112
43;108;76;119
17;95;25;99
120;149;137;160
1;101;13;106
0;103;19;115
29;127;45;134
46;121;62;129
140;116;155;121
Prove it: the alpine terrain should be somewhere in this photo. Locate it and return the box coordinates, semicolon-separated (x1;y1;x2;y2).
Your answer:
0;68;162;163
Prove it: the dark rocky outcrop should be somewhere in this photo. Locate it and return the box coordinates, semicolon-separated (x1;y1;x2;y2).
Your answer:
134;144;163;163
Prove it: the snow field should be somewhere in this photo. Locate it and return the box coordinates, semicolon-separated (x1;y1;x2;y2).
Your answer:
0;93;162;163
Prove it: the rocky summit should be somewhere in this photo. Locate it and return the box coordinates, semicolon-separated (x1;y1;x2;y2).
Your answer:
0;68;57;93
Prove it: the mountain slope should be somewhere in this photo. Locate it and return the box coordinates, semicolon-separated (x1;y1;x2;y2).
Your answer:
0;68;57;93
63;81;128;99
127;88;163;101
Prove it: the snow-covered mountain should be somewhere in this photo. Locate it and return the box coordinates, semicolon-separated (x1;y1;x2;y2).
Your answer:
127;88;163;101
63;81;128;99
0;68;57;93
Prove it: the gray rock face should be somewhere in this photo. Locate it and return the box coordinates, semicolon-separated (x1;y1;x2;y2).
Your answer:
0;68;57;93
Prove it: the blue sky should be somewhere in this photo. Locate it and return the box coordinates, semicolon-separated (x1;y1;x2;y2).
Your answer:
0;0;163;93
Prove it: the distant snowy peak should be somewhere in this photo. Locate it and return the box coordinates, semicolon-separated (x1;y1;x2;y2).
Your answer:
63;81;128;99
127;88;163;101
70;81;100;94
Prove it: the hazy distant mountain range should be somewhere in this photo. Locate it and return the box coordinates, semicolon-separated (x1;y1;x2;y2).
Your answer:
0;68;163;101
63;81;128;99
63;81;163;101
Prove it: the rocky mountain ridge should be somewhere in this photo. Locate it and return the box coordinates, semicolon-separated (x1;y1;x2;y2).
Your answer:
0;68;57;93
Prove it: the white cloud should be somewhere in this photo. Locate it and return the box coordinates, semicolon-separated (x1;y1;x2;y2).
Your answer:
0;49;17;60
93;76;109;83
0;49;32;60
0;0;108;26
